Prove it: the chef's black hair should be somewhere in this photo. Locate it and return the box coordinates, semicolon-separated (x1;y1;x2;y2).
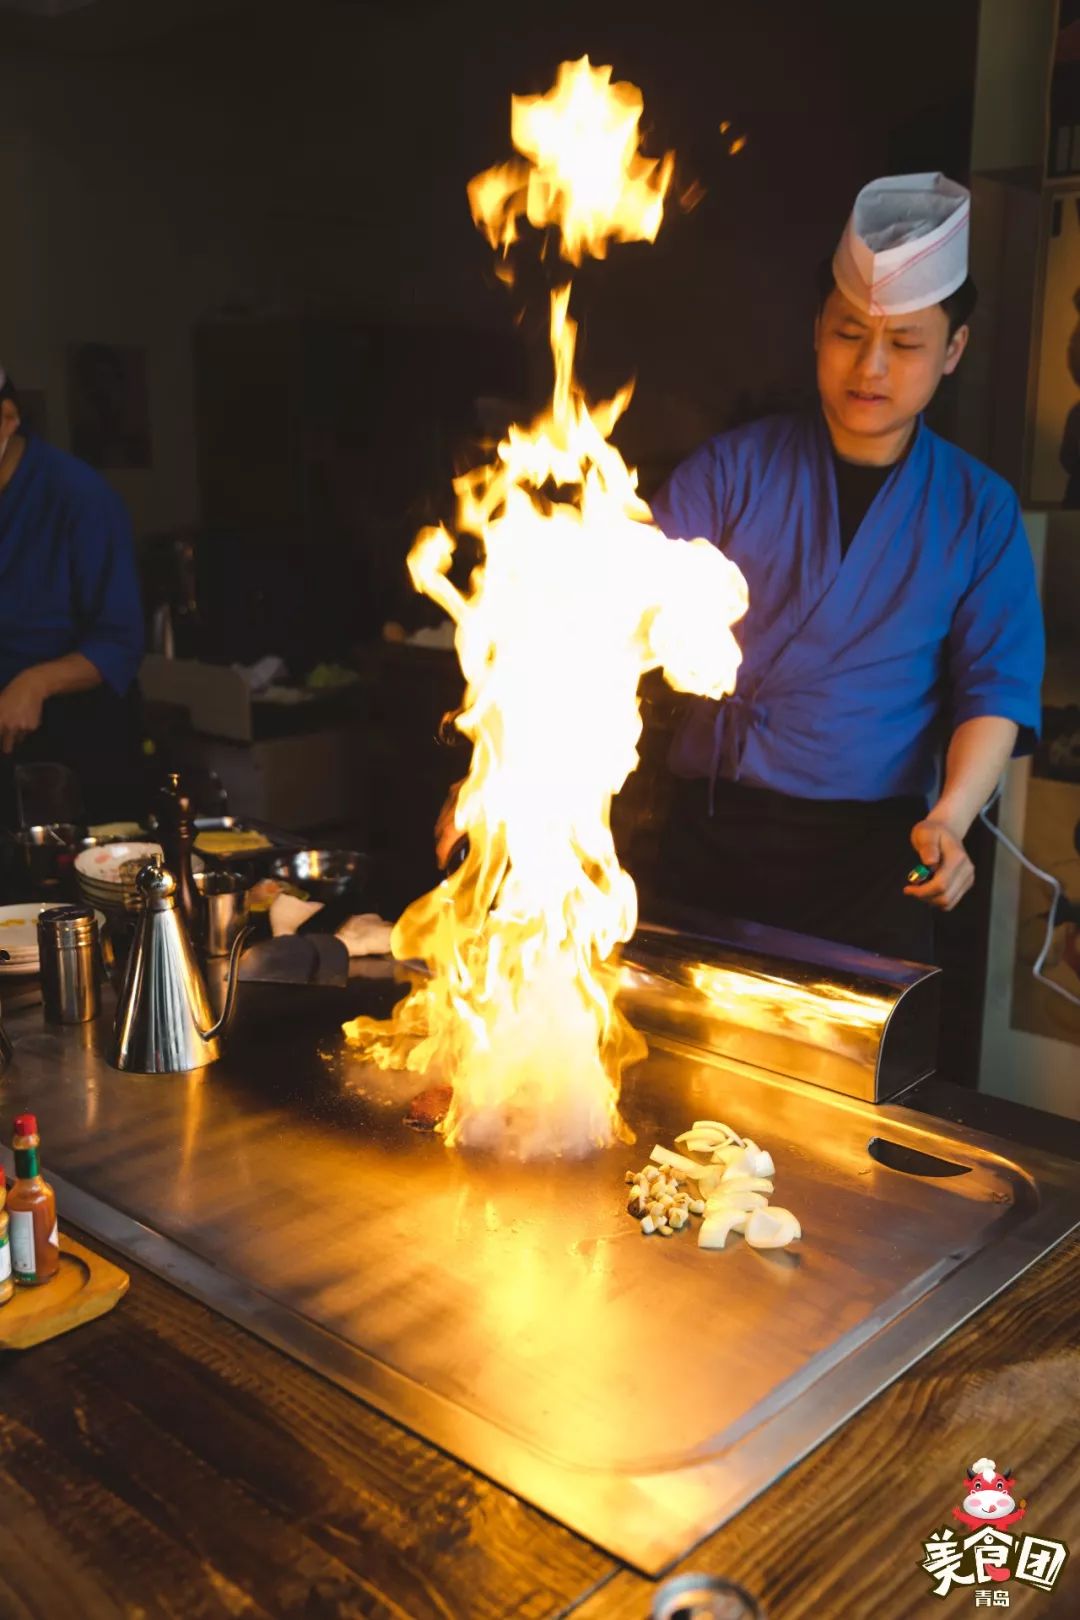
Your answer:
815;258;977;337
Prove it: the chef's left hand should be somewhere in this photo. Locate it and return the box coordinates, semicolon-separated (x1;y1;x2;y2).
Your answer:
0;669;46;754
905;818;974;911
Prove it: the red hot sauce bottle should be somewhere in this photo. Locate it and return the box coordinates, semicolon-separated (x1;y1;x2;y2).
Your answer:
8;1114;60;1286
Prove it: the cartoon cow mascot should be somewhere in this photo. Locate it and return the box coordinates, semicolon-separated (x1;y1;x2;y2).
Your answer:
952;1457;1027;1533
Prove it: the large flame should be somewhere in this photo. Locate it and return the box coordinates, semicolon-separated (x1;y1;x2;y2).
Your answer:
344;59;748;1158
468;56;675;264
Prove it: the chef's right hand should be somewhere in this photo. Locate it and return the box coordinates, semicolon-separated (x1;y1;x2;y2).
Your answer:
435;779;465;870
905;816;974;911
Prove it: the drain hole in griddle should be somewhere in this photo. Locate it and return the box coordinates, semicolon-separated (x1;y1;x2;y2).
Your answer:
867;1137;973;1178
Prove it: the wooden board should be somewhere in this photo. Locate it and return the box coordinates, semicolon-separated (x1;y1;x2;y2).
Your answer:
0;1235;128;1350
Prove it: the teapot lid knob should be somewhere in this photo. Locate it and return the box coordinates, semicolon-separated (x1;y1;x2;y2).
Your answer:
136;859;175;898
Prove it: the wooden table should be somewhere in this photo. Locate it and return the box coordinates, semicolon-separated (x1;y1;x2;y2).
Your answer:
1;1083;1078;1620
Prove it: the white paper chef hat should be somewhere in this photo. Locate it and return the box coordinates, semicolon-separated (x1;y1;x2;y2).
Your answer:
832;172;970;318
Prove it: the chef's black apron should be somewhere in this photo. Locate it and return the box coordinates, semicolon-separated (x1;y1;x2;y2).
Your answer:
0;683;146;828
654;776;934;963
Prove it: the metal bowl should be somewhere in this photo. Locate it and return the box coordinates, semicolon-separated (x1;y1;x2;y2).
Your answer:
268;849;369;901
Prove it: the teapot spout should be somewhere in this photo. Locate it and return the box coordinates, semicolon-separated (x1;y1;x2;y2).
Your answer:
202;923;251;1044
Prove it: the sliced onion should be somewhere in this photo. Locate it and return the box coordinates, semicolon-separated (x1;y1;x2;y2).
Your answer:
718;1173;774;1197
692;1120;744;1144
680;1134;726;1154
735;1142;772;1175
710;1143;745;1168
705;1188;769;1213
745;1207;801;1249
650;1145;708;1179
713;1142;777;1179
713;1144;753;1175
698;1207;750;1249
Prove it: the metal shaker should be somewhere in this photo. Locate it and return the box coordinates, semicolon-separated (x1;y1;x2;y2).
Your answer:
650;1574;765;1620
37;905;101;1025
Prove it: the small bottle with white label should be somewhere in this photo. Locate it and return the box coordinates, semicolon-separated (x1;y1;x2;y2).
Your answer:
0;1176;13;1305
8;1114;59;1287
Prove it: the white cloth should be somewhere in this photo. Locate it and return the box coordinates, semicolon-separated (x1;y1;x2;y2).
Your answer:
232;654;288;693
269;893;323;936
832;172;969;317
336;913;394;957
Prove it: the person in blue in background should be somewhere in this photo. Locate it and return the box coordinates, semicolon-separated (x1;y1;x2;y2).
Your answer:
649;173;1044;962
0;367;144;825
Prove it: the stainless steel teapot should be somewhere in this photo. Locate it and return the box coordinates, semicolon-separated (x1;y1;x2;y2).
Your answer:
110;861;247;1074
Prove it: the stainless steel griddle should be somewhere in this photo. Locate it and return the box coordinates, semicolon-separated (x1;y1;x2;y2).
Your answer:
1;926;1077;1575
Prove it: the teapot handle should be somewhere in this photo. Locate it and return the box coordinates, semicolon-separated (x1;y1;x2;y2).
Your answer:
202;922;252;1044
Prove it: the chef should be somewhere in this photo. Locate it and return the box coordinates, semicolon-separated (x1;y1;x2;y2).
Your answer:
648;173;1044;961
0;368;145;824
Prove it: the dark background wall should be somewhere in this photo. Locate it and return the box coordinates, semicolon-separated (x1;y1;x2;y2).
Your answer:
0;0;981;557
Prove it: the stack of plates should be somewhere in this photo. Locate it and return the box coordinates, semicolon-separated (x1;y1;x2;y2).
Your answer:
75;841;205;919
0;905;48;976
0;903;106;976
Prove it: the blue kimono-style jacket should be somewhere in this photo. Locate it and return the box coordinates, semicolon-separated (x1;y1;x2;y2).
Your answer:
0;434;143;696
648;409;1044;803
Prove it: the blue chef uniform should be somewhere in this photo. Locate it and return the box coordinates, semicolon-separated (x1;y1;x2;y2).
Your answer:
0;430;145;827
0;434;143;698
647;407;1044;960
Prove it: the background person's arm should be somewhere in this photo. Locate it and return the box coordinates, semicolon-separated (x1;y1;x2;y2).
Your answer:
0;653;104;754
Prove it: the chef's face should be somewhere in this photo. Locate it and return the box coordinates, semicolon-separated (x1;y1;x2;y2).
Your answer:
814;286;968;448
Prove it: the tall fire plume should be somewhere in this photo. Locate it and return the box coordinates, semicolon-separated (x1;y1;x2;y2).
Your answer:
344;57;748;1158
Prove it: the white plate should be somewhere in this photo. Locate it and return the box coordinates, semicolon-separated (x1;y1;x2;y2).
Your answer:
77;882;143;909
0;904;50;954
75;843;204;889
74;841;164;884
0;905;107;973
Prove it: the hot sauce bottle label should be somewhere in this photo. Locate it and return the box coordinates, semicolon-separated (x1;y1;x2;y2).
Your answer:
0;1231;10;1284
10;1209;36;1281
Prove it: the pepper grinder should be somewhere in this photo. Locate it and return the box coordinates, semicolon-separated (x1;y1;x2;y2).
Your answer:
156;772;203;942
